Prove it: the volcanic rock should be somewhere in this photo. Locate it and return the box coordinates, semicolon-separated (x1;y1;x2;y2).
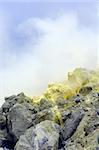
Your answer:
0;68;98;150
15;120;61;150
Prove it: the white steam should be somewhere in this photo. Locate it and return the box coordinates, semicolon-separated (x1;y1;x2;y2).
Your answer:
0;12;97;105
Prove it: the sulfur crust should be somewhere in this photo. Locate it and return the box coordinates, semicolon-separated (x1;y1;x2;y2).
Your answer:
43;68;99;102
31;68;99;104
29;68;99;126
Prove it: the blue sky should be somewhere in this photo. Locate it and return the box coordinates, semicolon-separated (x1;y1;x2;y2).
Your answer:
0;2;97;48
0;2;97;28
0;1;98;105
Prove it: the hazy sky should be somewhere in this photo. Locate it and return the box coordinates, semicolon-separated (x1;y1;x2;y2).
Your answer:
0;1;98;105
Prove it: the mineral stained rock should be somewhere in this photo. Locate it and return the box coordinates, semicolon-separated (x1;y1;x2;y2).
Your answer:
15;120;61;150
0;68;98;150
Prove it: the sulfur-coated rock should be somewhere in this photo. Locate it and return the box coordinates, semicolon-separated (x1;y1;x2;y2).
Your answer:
0;68;99;150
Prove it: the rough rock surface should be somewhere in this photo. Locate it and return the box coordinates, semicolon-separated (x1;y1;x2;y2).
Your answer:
15;120;61;150
8;103;33;139
0;68;98;150
65;109;99;150
62;109;85;141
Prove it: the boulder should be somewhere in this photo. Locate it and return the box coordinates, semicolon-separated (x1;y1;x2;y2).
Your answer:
65;109;99;150
15;120;61;150
2;93;31;113
62;109;84;141
8;103;33;139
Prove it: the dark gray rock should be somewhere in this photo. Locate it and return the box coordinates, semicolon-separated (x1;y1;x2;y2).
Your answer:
62;110;84;141
2;102;11;113
0;89;99;150
8;103;33;139
65;109;99;150
0;114;6;130
74;98;81;103
79;86;93;96
61;110;71;122
2;93;31;113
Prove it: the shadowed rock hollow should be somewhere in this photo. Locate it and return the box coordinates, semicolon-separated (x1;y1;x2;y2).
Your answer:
0;68;99;150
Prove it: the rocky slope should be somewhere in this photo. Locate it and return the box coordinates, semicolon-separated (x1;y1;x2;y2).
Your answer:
0;68;99;150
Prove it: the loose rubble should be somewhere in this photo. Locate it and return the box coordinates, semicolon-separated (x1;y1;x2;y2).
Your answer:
0;68;98;150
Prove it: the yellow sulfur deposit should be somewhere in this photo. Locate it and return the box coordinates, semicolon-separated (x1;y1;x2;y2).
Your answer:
43;68;99;102
29;68;99;126
51;105;63;126
32;68;99;103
